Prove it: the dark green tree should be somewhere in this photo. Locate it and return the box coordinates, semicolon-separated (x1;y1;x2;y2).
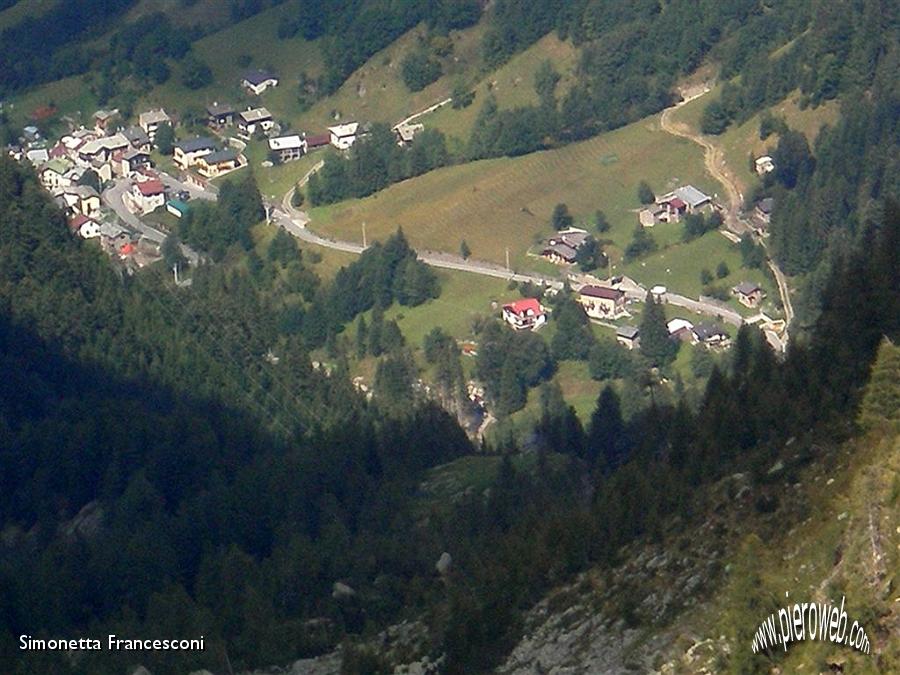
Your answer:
551;203;573;231
639;294;678;367
637;181;655;205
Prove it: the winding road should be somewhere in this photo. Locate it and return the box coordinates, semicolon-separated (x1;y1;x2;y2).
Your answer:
659;90;794;342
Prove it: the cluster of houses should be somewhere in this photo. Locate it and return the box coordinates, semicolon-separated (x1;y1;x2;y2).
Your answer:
500;278;739;353
639;184;713;227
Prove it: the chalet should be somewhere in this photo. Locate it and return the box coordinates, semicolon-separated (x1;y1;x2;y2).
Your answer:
122;126;151;153
733;281;765;308
501;298;546;331
542;228;590;264
616;325;640;350
656;185;712;222
268;135;306;163
667;318;694;342
78;133;129;163
542;241;578;264
138;109;171;141
754;197;774;226
119;148;151;175
207;102;236;127
166;199;190;219
25;148;50;165
128;179;166;215
173;137;217;169
238;107;274;136
241;69;279;95
305;133;331;151
578;285;627;319
195;148;242;178
60;185;101;218
394;122;423;145
755;155;775;175
22;125;40;142
328;122;359;150
76;216;101;239
40;158;73;191
639;205;666;227
93;108;120;133
692;322;730;348
650;285;668;302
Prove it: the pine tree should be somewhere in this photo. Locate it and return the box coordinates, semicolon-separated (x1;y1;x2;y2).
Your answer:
355;315;368;358
639;294;677;367
587;386;627;471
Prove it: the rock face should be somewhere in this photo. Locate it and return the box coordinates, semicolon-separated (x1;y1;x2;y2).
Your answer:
435;551;452;575
332;581;356;600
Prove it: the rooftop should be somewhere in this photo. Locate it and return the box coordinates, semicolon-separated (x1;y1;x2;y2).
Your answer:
667;318;694;334
503;298;544;317
328;122;359;137
733;281;761;295
673;185;711;208
202;148;238;164
268;135;304;151
616;325;640;339
175;137;217;153
240;107;272;123
580;285;624;300
242;69;278;86
207;102;235;116
138;109;170;125
136;180;165;196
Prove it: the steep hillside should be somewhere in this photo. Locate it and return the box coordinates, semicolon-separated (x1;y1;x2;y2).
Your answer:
499;341;900;674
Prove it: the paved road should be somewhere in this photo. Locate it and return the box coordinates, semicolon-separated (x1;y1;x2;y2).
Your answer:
102;180;168;243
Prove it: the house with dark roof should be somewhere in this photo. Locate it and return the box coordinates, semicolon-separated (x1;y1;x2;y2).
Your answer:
119;148;151;176
195;148;242;178
501;298;547;331
578;285;627;319
732;281;765;308
754;197;774;231
241;69;279;95
616;325;640;350
173;137;217;170
207;102;236;127
692;322;730;348
138;109;170;141
122;126;151;153
305;132;331;150
542;228;591;264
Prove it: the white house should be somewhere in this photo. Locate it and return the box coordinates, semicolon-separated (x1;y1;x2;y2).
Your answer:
238;107;274;136
77;133;129;164
78;218;102;239
241;69;279;95
61;185;101;218
328;122;359;150
173;137;217;170
667;318;694;342
40;159;74;191
755;155;775;175
127;179;166;215
268;135;306;163
501;298;547;331
138;109;171;141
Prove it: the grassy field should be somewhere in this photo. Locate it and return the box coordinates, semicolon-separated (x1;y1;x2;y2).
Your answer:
671;87;840;197
425;32;580;143
310;110;718;271
291;20;488;134
139;3;325;120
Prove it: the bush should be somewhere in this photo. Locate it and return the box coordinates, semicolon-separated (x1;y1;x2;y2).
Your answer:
637;181;655;204
401;50;442;92
700;100;730;135
181;54;212;89
716;261;730;279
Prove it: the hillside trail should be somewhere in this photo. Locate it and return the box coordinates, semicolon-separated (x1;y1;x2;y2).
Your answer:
659;90;794;335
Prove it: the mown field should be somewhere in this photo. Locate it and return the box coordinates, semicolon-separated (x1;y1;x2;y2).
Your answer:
310;110;719;271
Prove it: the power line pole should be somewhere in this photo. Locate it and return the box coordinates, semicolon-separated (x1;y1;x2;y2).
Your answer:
362;221;367;248
505;247;510;271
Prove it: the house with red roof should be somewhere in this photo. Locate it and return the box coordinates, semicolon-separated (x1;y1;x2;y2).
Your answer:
126;179;166;215
577;285;627;319
501;298;547;331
